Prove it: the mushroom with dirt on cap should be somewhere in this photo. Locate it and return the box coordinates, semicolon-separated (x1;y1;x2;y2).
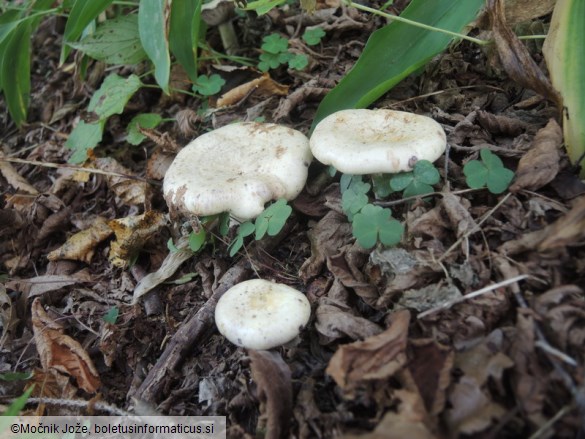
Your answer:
163;122;312;221
214;279;311;350
309;109;447;174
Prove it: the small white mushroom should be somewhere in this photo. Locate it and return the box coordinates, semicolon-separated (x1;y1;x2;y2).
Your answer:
215;279;311;350
163;122;312;220
310;109;446;174
201;0;239;55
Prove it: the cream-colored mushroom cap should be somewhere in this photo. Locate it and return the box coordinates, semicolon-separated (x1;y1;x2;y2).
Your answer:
163;122;312;220
215;279;311;350
310;109;446;174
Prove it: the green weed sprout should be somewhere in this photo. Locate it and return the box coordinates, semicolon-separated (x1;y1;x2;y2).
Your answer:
463;149;514;194
302;28;326;46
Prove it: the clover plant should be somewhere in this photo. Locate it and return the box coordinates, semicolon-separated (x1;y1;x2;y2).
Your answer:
258;33;309;72
302;28;326;46
192;74;226;96
389;159;440;198
463;149;514;194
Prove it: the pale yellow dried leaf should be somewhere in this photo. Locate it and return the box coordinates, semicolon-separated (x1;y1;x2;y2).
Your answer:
47;217;113;263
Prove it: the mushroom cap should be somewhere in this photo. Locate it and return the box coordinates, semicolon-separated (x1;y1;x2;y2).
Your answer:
310;109;446;174
163;122;312;220
215;279;311;350
201;0;235;25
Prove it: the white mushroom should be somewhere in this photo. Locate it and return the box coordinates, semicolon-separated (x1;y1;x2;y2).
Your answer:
163;122;312;220
310;109;446;174
215;279;311;350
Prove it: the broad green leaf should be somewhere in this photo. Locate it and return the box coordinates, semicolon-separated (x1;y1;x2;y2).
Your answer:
372;174;393;198
0;371;33;381
312;0;484;129
228;221;255;256
88;73;142;118
65;120;104;163
463;159;487;189
244;0;286;15
288;54;309;70
402;180;434;198
0;21;32;127
127;113;163;145
61;0;115;64
67;15;147;65
261;33;288;53
169;0;201;82
139;0;171;93
341;180;370;219
302;27;325;46
0;10;21;47
486;167;514;194
389;172;413;192
543;0;585;177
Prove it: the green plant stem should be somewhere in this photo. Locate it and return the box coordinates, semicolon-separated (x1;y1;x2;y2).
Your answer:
346;0;488;46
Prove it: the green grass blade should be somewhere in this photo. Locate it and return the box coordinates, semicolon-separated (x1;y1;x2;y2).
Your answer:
0;21;32;127
61;0;115;64
543;0;585;177
169;0;202;83
139;0;171;94
312;0;484;130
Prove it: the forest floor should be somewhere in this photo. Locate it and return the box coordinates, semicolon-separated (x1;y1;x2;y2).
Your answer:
1;0;585;438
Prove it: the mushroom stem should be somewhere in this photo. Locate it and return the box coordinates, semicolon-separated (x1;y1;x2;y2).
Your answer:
219;21;239;55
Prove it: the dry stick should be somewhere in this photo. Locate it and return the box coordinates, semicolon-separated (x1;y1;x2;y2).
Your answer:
438;192;512;263
0;156;159;185
4;397;132;416
417;274;529;319
134;224;292;403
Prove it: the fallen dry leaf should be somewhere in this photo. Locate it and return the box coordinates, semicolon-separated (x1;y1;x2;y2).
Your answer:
510;119;562;192
108;210;167;268
93;157;149;206
476;110;526;136
315;299;383;343
299;210;352;281
47;216;113;264
0;285;14;349
217;73;289;107
326;310;410;392
31;298;100;393
488;0;561;105
6;273;88;299
445;375;507;435
249;350;292;439
0;153;39;195
538;195;585;250
342;389;435;439
408;339;454;416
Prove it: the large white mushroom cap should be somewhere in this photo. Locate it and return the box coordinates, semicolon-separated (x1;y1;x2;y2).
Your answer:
163;122;312;220
215;279;311;350
310;109;446;174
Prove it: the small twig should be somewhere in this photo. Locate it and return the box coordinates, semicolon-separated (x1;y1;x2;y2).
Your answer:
345;0;487;46
386;85;505;109
5;397;132;416
438;192;512;263
374;187;480;207
528;404;575;439
0;156;160;186
534;341;578;368
417;274;528;319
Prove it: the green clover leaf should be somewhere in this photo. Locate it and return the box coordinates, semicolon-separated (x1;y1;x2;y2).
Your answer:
372;174;394;198
261;33;289;53
192;74;226;96
463;149;515;194
254;199;292;240
288;53;309;70
302;27;326;46
352;204;404;249
390;160;440;198
342;180;370;220
188;228;207;252
228;221;255;257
